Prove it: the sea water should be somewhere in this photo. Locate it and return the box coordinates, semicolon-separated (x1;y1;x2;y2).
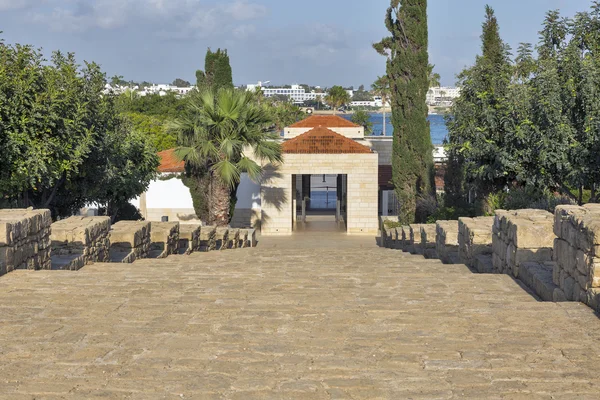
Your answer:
341;113;448;144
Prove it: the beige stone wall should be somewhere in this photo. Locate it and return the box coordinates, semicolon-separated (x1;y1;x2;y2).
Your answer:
261;153;379;236
458;217;494;269
436;221;459;264
553;205;600;308
109;221;151;263
409;224;423;255
420;224;438;259
178;224;201;255
51;216;111;270
492;210;555;278
0;209;52;275
150;222;180;259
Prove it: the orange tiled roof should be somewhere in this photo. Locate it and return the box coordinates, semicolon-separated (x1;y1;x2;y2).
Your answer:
157;149;185;173
288;115;360;129
282;127;373;154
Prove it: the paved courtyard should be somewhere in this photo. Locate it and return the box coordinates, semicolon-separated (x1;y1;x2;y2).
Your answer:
1;233;600;399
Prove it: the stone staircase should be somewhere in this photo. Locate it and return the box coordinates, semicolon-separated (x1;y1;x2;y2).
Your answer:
1;235;600;398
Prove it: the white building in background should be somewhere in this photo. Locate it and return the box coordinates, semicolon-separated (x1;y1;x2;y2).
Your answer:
246;82;324;104
103;83;195;98
426;86;461;105
349;96;390;108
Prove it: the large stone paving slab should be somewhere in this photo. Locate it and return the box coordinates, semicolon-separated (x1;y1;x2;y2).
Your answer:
1;235;600;398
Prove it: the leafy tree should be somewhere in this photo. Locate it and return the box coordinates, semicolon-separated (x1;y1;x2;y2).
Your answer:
270;101;305;132
0;39;158;219
170;89;282;226
374;0;434;223
351;110;374;135
352;87;373;101
446;5;514;202
172;78;191;87
324;85;351;114
196;48;233;92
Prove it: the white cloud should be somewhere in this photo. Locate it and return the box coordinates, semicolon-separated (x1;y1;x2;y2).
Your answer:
225;1;267;21
0;0;40;11
30;0;268;37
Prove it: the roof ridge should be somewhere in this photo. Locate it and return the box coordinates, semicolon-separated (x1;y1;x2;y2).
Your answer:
282;127;372;154
288;115;360;129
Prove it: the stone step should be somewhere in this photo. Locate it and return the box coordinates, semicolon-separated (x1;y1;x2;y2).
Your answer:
518;262;560;302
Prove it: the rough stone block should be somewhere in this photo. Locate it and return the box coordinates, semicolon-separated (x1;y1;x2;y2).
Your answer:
178;224;201;255
0;209;52;274
149;222;179;259
51;216;111;270
109;221;151;263
200;225;217;252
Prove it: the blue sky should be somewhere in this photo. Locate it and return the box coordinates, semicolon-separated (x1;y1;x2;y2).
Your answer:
0;0;591;87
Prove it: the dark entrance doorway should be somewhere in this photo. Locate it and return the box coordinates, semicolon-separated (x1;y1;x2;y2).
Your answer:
293;174;347;232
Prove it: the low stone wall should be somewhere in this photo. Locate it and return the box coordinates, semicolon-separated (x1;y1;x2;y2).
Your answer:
178;224;201;255
238;229;248;248
200;226;217;252
436;221;459;264
409;224;423;255
380;216;399;248
51;216;111;270
400;226;411;252
228;228;241;249
109;221;151;263
458;217;494;271
150;222;179;259
215;228;229;250
420;224;438;259
492;210;555;278
553;205;600;308
246;229;257;248
0;209;52;275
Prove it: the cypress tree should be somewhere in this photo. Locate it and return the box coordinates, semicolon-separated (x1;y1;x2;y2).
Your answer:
374;0;433;223
195;48;233;91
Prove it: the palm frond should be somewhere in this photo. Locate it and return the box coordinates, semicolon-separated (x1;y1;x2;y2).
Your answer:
211;159;241;188
237;157;263;182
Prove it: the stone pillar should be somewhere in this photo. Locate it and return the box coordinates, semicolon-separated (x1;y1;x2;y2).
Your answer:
302;175;311;210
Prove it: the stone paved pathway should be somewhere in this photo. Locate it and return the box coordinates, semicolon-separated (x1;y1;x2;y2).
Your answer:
1;233;600;399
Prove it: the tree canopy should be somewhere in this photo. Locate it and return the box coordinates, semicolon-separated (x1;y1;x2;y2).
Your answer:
374;0;433;223
196;48;233;92
445;2;600;212
325;86;351;114
0;39;158;219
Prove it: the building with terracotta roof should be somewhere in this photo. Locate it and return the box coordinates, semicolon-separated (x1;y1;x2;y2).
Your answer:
133;115;441;232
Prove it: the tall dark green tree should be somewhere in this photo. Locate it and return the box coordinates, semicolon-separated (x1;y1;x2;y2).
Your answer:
374;0;433;223
196;48;233;91
446;5;513;202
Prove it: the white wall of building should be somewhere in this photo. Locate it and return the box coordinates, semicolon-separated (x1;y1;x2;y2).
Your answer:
426;86;461;105
145;177;194;209
235;173;261;209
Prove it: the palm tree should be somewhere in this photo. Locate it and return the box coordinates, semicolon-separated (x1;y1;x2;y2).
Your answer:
428;63;441;88
372;76;391;136
325;86;351;115
170;88;283;226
